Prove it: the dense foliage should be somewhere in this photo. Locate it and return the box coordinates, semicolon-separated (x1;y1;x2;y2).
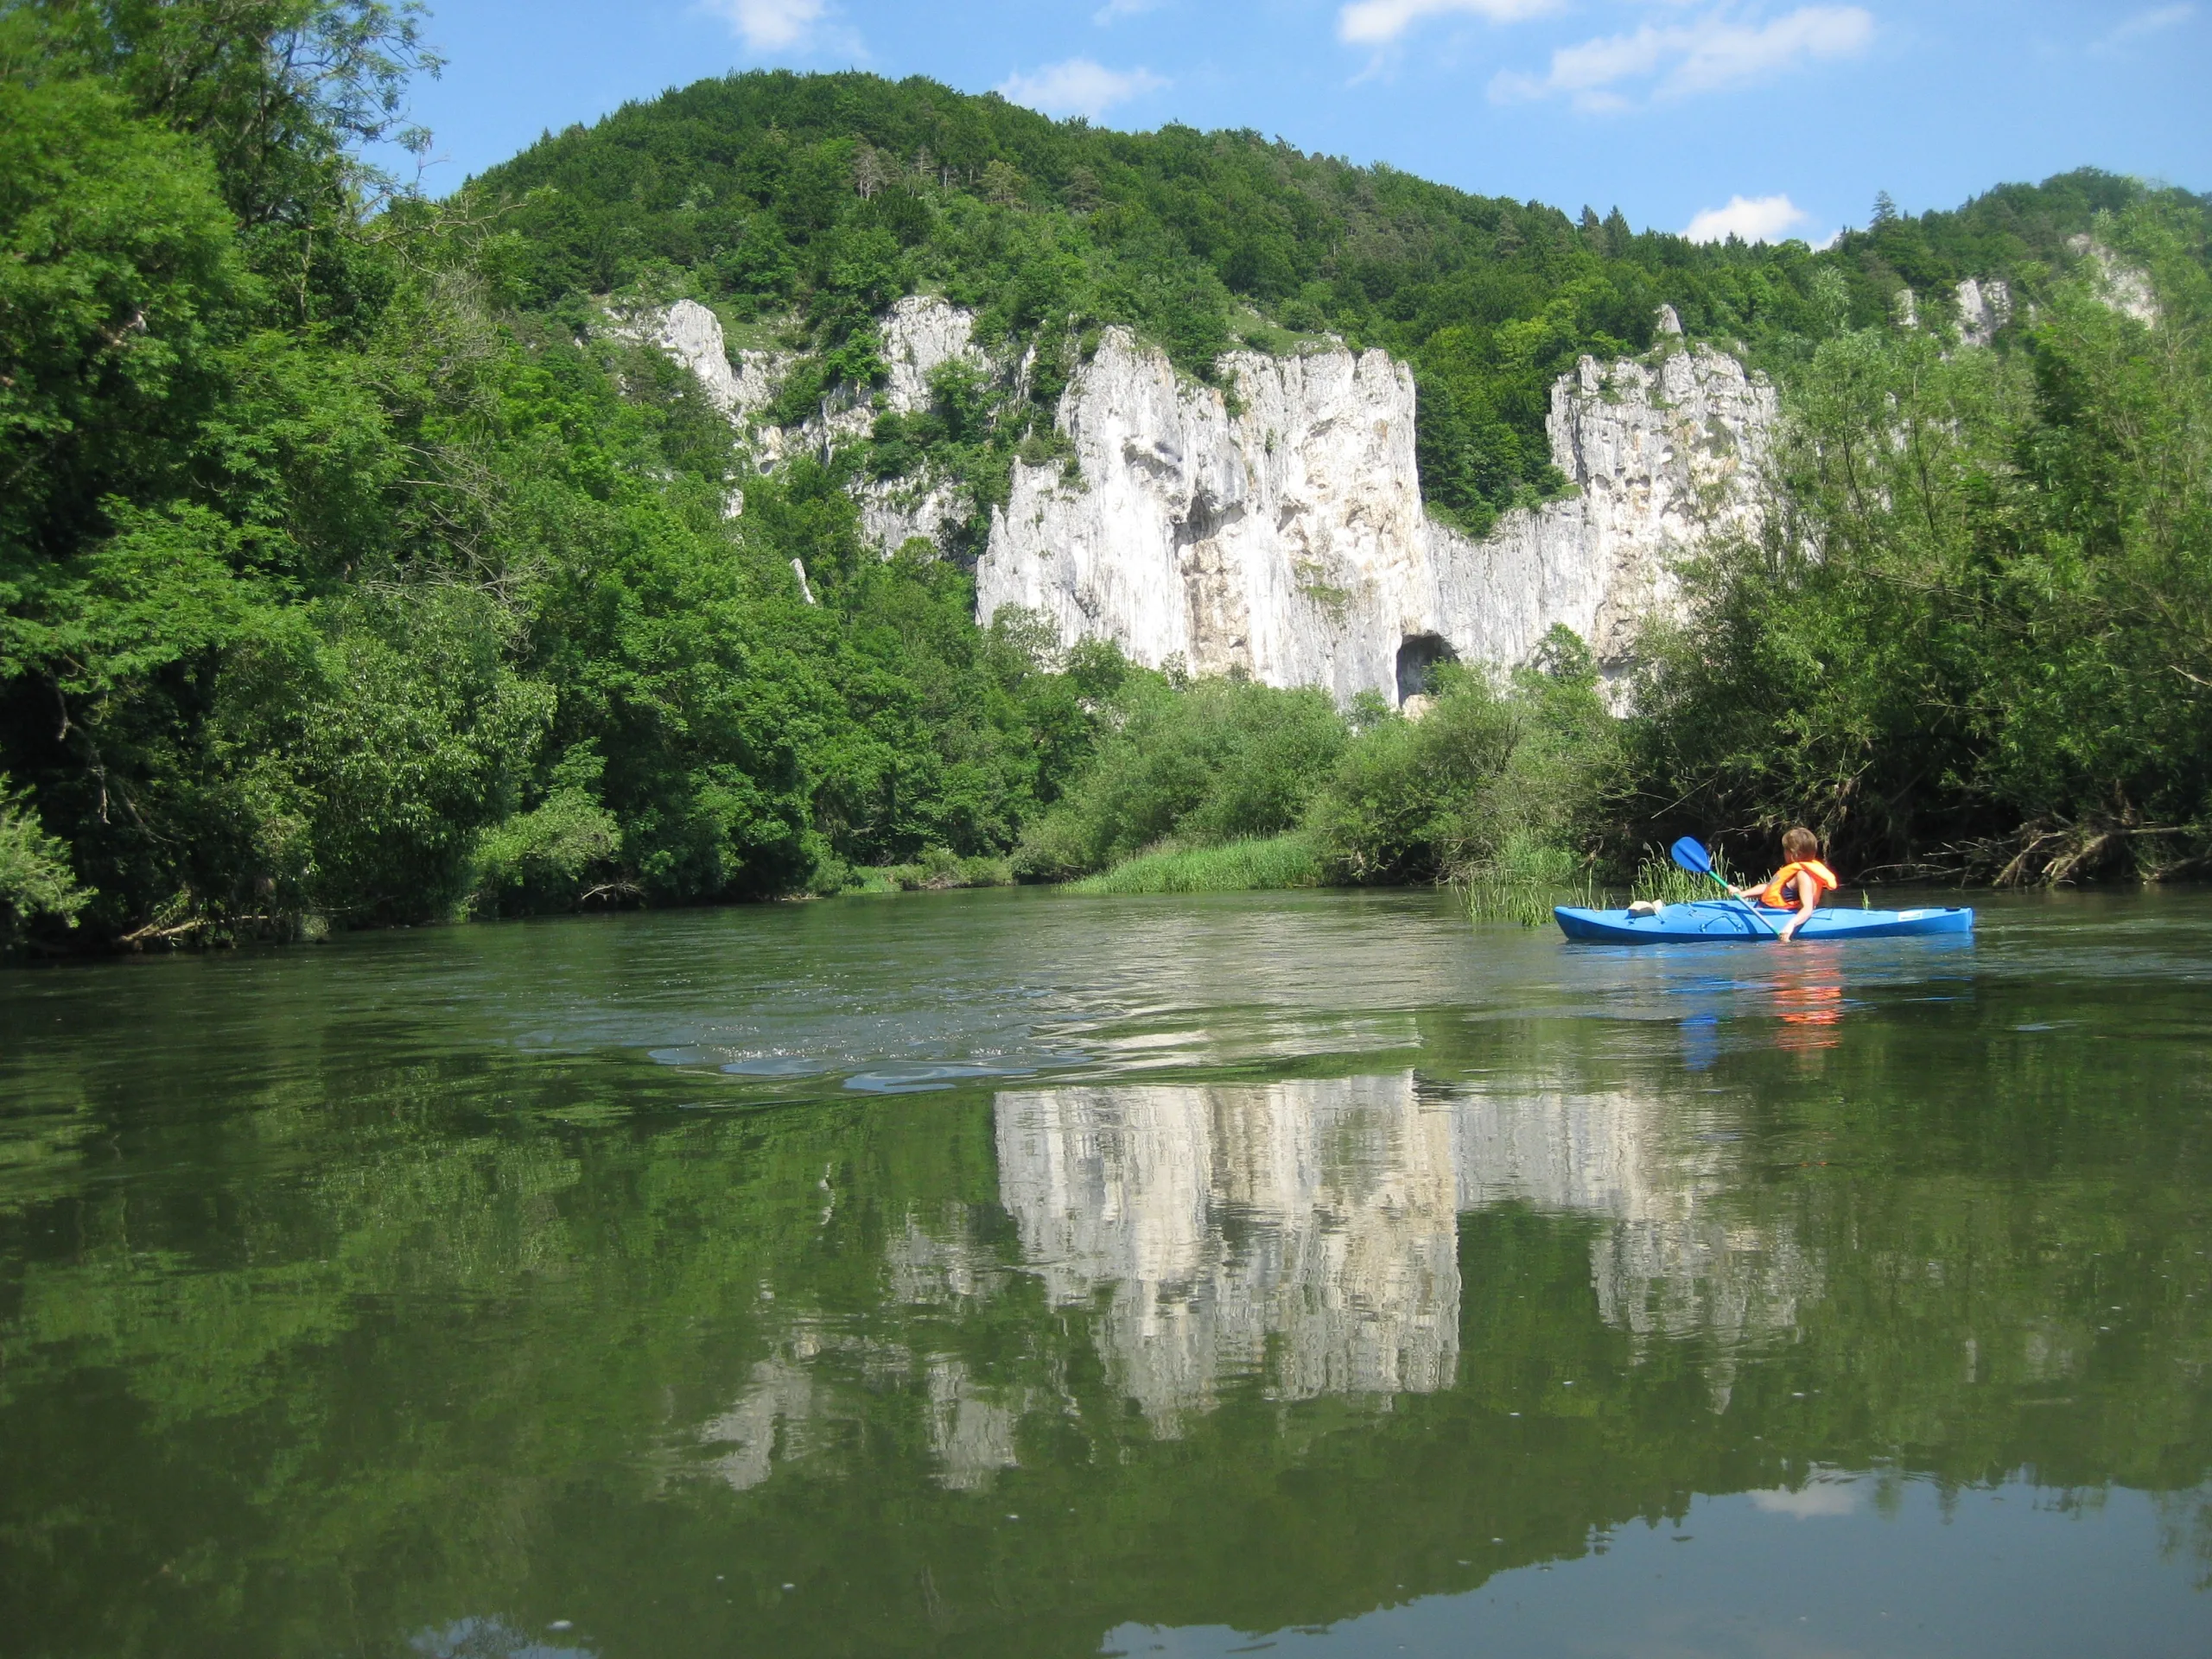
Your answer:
1008;635;1618;898
3;1;2206;951
1631;203;2212;882
0;4;1140;947
475;72;2142;538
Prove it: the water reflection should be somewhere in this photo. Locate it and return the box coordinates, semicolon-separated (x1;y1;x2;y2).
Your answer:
6;890;2212;1658
412;1618;594;1659
684;1067;1814;1491
997;1076;1461;1432
985;1071;1813;1440
1452;1083;1815;1352
1768;950;1851;1050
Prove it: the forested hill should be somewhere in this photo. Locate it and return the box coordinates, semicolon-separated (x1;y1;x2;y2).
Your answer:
2;5;2206;952
474;70;2173;533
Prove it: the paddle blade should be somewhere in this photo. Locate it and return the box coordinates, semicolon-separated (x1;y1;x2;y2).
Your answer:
1669;836;1715;877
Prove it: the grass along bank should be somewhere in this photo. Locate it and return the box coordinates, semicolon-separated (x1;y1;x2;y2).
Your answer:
1067;834;1322;895
834;851;1014;893
1462;841;1750;927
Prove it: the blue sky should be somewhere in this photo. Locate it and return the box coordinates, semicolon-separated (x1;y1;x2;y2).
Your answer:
397;0;2209;243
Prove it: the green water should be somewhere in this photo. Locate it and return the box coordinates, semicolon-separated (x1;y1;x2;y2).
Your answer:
3;888;2210;1658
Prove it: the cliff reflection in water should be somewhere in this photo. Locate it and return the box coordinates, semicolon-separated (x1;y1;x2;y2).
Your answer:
993;1070;1814;1439
997;1076;1461;1431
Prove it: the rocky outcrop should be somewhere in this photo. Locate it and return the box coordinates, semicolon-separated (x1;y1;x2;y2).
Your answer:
878;294;989;414
977;330;1431;703
1422;346;1777;679
977;330;1776;698
1953;276;2013;346
2068;235;2158;326
610;296;991;547
616;297;790;429
629;294;1781;699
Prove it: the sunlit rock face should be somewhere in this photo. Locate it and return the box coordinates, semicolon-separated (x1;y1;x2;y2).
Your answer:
632;296;1781;696
616;297;788;429
1422;346;1777;681
977;330;1777;697
846;296;997;552
878;293;990;413
977;331;1432;704
2067;236;2159;326
1954;276;2014;347
995;1074;1460;1434
618;296;985;550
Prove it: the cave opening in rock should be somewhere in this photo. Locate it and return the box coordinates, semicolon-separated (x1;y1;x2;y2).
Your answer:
1396;634;1458;705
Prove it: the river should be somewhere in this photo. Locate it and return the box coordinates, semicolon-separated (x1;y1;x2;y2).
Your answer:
3;887;2209;1656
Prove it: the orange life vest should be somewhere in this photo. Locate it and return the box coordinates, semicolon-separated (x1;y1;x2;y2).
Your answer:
1759;859;1839;909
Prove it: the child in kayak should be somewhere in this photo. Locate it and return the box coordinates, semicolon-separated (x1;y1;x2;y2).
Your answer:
1733;826;1839;942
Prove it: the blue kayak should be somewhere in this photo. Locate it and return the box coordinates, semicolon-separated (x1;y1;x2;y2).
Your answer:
1554;898;1974;944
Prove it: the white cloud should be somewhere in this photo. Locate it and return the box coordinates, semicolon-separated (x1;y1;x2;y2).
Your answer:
1491;5;1872;109
1094;0;1167;21
1338;0;1561;48
703;0;827;51
2094;3;2194;51
999;59;1167;120
1667;5;1873;93
1685;193;1810;243
1751;1481;1859;1517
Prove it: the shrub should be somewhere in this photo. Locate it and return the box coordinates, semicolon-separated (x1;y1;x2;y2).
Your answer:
1308;634;1618;887
0;779;89;944
1068;832;1320;894
1015;674;1346;877
470;788;626;915
1463;831;1593;926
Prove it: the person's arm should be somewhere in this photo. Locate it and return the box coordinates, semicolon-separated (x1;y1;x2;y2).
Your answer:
1780;880;1819;941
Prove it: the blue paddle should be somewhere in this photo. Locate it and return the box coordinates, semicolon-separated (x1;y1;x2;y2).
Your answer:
1669;836;1784;939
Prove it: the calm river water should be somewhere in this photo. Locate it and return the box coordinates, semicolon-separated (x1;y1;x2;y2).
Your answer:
3;887;2210;1656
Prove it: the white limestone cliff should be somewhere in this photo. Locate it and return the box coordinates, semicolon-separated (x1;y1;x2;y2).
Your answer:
978;330;1433;703
629;295;1782;699
976;329;1776;697
614;296;790;429
1422;346;1777;678
2067;234;2159;326
1953;276;2013;347
611;295;989;546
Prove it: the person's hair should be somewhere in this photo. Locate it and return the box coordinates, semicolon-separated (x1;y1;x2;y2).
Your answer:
1783;824;1820;861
